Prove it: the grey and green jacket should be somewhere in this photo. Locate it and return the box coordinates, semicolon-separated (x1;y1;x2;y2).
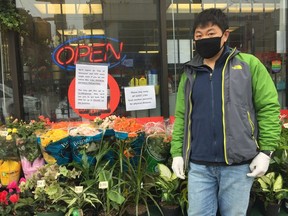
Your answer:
171;47;281;169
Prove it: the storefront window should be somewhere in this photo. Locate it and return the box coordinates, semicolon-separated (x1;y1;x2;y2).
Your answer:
15;0;161;121
167;0;287;112
0;30;14;122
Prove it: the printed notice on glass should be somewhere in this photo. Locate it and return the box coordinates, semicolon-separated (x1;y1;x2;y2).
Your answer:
124;86;156;111
75;64;108;109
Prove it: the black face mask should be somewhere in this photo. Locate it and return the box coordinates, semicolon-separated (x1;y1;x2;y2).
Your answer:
195;35;224;59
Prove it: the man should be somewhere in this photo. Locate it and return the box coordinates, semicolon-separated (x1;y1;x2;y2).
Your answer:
170;8;280;216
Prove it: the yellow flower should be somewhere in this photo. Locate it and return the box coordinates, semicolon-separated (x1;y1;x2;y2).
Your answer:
12;128;18;133
7;128;12;133
6;135;12;141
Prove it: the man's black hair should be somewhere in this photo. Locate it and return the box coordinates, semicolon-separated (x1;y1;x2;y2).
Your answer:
192;8;229;36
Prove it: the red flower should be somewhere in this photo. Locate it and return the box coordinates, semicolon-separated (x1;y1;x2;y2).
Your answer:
0;191;8;205
9;194;19;203
38;115;45;121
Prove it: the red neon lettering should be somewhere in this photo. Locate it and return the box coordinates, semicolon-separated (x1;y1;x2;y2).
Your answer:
74;45;90;64
105;42;123;60
55;41;124;66
56;46;74;65
89;43;105;63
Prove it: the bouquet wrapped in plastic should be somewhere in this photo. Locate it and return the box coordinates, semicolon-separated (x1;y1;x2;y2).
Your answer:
112;117;144;167
69;124;103;165
144;120;173;173
38;128;70;165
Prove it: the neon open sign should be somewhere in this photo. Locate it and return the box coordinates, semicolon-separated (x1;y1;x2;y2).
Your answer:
52;35;126;71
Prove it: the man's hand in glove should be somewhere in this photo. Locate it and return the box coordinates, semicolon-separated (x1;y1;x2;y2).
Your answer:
172;156;185;179
247;152;271;177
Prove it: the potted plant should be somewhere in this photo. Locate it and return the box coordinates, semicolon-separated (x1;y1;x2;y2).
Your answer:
268;115;288;213
144;122;172;173
97;167;125;216
18;163;81;215
0;127;21;186
68;135;119;216
8;116;48;179
116;138;161;216
54;184;102;216
0;178;24;215
155;163;181;216
0;1;25;33
256;172;288;216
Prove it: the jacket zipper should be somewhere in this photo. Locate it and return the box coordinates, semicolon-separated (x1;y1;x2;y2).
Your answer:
185;73;196;169
247;111;259;148
222;48;237;165
210;71;217;160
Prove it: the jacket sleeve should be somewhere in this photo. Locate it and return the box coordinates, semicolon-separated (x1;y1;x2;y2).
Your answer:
251;57;281;151
170;73;187;157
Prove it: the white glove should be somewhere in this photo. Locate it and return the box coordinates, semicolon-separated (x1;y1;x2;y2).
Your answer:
172;156;185;179
247;152;271;177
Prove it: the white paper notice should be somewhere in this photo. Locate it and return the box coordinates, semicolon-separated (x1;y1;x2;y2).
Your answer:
124;86;156;111
75;64;108;109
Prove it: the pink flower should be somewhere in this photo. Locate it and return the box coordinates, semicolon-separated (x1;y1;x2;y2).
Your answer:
7;181;20;193
19;178;26;184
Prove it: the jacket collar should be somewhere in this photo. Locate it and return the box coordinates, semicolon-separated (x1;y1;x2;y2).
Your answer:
185;46;240;70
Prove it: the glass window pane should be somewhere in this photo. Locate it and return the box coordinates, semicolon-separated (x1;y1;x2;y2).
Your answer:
16;0;161;121
167;0;287;110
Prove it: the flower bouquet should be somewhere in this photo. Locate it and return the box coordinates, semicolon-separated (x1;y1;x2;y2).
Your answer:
144;120;173;173
69;124;103;165
38;127;70;165
112;117;144;168
94;115;117;136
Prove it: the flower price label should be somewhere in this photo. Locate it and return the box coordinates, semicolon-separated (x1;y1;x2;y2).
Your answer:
74;186;84;193
37;180;46;187
98;181;108;189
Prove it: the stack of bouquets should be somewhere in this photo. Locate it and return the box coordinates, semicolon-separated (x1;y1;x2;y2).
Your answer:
112;117;144;165
69;123;103;165
38;122;70;165
0;129;21;185
144;120;173;173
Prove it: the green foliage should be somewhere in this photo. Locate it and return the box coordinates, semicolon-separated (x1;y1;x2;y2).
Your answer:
18;164;81;213
0;134;19;160
6;117;46;162
0;1;24;33
116;137;161;216
256;172;288;207
54;185;102;216
155;164;180;205
269;119;288;189
67;136;119;215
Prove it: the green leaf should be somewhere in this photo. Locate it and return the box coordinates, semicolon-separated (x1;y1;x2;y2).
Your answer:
273;174;283;191
266;172;275;180
258;178;268;189
107;190;125;205
158;163;172;179
67;198;77;208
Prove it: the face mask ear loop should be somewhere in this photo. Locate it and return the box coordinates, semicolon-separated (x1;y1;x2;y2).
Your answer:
219;31;227;50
